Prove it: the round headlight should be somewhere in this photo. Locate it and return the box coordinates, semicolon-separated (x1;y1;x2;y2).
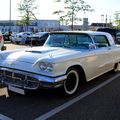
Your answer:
46;63;53;72
39;62;54;72
39;62;47;71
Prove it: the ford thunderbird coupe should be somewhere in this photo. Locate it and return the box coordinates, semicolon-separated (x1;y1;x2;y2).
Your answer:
0;31;120;95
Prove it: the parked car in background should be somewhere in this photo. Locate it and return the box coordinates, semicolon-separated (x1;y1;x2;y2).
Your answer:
2;31;12;42
116;32;120;43
0;31;120;96
11;32;18;43
0;32;6;51
25;32;49;46
97;28;120;44
15;32;33;44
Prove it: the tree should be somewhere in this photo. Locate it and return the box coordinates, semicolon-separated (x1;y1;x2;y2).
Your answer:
18;0;38;31
114;11;120;29
53;0;94;30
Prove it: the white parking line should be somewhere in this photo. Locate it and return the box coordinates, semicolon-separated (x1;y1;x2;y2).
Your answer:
35;74;120;120
0;114;13;120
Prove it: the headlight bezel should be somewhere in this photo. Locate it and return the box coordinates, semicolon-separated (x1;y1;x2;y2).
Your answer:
39;62;54;72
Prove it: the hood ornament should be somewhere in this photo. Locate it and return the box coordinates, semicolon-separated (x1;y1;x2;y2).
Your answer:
49;54;53;58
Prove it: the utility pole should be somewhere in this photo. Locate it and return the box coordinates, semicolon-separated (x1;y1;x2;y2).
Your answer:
101;14;104;27
9;0;11;32
105;15;108;27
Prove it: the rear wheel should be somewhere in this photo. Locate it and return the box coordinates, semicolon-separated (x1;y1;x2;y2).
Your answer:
64;68;79;95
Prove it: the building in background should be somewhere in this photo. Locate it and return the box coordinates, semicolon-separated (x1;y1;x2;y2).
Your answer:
0;19;115;33
82;18;89;31
0;20;60;33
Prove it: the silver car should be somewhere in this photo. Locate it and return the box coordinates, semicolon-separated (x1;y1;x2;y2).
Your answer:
15;32;33;44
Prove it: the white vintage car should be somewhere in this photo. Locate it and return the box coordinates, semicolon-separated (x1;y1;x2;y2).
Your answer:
0;31;120;95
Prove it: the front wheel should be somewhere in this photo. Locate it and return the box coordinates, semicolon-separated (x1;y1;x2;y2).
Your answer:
64;69;79;95
113;63;119;72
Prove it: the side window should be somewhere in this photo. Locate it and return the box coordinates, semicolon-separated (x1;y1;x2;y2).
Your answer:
76;34;93;49
94;35;109;48
27;33;31;35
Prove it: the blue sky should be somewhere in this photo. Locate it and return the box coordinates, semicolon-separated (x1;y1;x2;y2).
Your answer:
0;0;120;24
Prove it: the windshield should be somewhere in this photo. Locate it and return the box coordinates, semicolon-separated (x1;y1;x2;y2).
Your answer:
44;33;93;49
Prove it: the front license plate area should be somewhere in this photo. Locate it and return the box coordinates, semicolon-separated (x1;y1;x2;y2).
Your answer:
8;85;25;95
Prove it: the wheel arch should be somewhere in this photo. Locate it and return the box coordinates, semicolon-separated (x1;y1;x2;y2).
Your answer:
66;65;87;84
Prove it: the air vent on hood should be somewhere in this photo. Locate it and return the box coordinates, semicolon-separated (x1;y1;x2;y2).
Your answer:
25;50;42;53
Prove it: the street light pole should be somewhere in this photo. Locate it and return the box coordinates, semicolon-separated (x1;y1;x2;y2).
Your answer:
9;0;11;32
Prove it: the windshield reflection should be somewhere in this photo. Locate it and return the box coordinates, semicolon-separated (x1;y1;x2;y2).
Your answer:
44;34;93;49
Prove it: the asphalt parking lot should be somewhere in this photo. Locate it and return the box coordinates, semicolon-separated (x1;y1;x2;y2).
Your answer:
0;69;120;120
5;42;31;50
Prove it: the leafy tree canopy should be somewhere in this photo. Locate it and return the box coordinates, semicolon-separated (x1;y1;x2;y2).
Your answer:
18;0;38;27
53;0;94;30
114;11;120;29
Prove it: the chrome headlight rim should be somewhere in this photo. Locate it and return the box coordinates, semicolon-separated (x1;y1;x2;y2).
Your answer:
39;62;54;72
39;62;47;71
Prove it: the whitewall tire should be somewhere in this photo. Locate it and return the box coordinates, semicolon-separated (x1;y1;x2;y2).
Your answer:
64;69;79;95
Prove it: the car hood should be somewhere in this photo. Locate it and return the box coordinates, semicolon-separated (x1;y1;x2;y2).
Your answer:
0;46;83;65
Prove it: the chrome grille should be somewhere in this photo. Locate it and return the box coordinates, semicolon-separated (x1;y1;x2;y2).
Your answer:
5;71;12;77
0;69;39;89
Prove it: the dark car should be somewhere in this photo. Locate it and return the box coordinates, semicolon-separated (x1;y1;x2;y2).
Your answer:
3;31;12;42
25;32;49;46
97;28;120;44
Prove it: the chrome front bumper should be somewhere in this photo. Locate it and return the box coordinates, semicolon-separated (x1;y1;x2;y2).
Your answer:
0;67;66;90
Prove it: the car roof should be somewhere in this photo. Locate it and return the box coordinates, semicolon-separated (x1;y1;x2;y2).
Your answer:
50;31;111;36
50;31;115;46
